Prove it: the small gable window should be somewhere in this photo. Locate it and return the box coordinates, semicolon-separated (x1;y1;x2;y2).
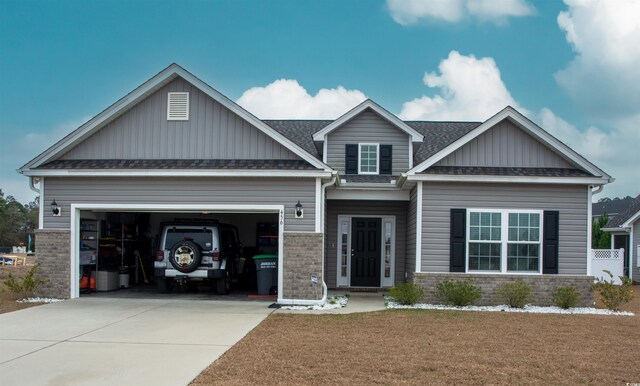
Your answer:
167;92;189;121
358;143;379;174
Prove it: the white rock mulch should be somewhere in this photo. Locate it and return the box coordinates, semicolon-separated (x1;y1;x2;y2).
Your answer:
17;297;65;304
280;295;348;311
386;300;634;316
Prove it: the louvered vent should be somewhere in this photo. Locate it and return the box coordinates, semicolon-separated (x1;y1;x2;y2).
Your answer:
167;92;189;120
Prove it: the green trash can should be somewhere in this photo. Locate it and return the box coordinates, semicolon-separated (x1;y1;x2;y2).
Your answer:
254;254;278;295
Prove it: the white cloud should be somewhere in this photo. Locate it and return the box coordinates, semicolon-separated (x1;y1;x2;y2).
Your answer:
236;79;367;119
399;51;524;121
387;0;535;25
555;0;640;118
539;108;640;198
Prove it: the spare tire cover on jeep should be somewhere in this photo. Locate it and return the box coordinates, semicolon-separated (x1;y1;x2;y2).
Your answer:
169;240;202;273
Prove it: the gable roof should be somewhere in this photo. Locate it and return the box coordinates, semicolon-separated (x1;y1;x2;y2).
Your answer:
311;99;424;143
18;64;330;175
405;121;481;164
263;120;332;159
406;106;612;183
592;197;636;218
604;194;640;229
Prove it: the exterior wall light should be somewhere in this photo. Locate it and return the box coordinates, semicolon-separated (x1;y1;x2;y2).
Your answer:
51;199;61;216
294;200;304;219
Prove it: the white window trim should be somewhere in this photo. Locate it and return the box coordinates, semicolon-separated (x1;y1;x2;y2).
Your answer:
167;92;189;121
466;208;543;275
358;143;379;175
336;214;395;287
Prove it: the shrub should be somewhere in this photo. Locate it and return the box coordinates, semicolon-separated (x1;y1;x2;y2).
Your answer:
3;265;48;298
389;282;425;305
434;280;481;306
592;270;634;311
495;279;535;308
552;285;582;309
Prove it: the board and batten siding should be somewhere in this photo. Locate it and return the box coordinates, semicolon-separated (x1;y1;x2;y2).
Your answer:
325;200;407;287
421;183;589;275
60;77;300;161
42;177;316;232
326;109;410;175
436;119;575;168
405;186;417;280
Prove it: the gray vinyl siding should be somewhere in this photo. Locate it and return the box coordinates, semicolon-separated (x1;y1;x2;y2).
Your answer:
60;77;300;161
436;119;575;168
42;177;316;232
325;200;407;287
326;109;410;175
633;219;640;281
421;182;588;275
405;186;417;280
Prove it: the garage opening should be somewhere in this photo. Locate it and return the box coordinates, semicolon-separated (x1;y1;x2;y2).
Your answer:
76;208;281;300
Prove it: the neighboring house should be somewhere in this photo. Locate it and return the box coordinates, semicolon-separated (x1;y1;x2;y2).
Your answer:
592;197;635;220
602;194;640;281
18;64;613;305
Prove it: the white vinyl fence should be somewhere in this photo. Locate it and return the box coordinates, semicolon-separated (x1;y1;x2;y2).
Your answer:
591;249;625;284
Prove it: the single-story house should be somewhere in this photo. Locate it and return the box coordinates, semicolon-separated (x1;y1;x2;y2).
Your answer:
19;64;613;305
602;194;640;280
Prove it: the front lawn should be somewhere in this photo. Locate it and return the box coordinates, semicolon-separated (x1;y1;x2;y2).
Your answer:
192;287;640;385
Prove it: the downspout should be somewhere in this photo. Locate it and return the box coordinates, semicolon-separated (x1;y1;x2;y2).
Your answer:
279;173;337;306
29;176;40;194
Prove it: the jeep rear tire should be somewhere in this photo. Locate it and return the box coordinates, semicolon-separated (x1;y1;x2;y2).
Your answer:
169;240;202;273
216;270;231;295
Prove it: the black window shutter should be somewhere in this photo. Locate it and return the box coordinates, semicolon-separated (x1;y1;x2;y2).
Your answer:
345;144;358;174
450;208;466;272
380;145;392;175
543;210;559;274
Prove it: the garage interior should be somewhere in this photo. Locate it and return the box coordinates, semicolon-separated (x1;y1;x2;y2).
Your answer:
78;210;279;298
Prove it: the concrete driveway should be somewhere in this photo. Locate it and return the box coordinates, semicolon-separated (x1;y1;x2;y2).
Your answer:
0;298;273;386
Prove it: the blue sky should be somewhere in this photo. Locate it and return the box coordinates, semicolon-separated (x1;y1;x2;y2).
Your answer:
1;0;638;203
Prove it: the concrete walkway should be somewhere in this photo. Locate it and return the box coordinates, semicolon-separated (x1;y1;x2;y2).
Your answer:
0;298;273;386
276;292;387;314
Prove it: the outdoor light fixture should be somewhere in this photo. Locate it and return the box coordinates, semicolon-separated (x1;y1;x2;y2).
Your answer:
51;199;61;216
294;200;304;219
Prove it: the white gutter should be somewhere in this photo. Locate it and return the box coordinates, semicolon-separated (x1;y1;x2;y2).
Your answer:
278;173;336;306
29;176;40;194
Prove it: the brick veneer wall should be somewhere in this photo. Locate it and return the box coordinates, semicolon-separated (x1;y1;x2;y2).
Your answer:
35;229;71;299
413;273;594;307
282;232;324;301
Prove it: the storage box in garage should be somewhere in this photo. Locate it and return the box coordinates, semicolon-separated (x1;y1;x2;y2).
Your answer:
91;271;119;291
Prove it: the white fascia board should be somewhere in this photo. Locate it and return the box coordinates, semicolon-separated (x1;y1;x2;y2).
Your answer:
327;189;410;201
312;99;424;143
22;169;333;178
407;106;611;180
71;203;284;212
20;64;330;172
406;174;608;185
621;210;640;228
601;227;631;233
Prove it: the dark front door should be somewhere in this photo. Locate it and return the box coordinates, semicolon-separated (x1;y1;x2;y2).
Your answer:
351;218;381;287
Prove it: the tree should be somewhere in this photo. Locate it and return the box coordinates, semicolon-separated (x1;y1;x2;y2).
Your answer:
592;213;611;249
0;193;39;249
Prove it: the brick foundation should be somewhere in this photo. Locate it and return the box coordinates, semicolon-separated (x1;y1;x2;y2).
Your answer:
413;273;594;307
282;232;324;301
35;229;71;299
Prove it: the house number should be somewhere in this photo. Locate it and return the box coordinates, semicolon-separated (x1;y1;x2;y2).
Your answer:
279;210;284;225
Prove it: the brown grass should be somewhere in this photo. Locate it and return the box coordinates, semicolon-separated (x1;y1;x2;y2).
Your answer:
0;257;45;314
192;286;640;385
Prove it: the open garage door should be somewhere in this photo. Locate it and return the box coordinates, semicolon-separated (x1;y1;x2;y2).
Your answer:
72;204;283;300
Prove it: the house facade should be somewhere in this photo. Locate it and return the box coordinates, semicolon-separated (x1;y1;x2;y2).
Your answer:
603;194;640;281
19;64;612;305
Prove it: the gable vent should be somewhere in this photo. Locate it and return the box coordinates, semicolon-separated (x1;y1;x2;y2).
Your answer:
167;92;189;120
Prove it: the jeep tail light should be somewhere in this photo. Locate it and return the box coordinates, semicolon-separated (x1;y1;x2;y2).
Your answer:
211;251;220;261
156;250;164;261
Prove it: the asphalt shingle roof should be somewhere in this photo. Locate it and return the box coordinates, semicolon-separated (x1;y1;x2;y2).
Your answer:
405;121;481;164
421;166;593;177
39;159;316;170
342;175;396;184
263;120;332;159
605;194;640;228
592;197;636;218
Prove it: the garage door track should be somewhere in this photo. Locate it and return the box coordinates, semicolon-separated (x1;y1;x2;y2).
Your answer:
0;298;273;386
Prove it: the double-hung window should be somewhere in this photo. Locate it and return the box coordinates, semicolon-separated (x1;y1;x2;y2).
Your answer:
358;143;379;174
467;209;542;273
